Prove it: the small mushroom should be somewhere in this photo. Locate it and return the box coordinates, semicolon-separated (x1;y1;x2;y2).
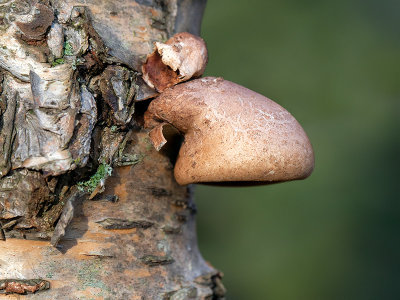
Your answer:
142;32;208;93
144;77;314;185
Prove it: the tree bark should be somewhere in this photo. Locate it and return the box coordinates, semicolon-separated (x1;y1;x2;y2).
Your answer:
0;0;225;298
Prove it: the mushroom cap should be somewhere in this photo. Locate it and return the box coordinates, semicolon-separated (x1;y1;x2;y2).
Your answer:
145;77;314;185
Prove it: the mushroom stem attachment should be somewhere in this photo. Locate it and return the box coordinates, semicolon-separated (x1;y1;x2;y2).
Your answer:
149;123;169;151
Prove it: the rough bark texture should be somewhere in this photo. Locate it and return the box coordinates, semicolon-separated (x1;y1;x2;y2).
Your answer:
0;131;224;299
0;0;224;298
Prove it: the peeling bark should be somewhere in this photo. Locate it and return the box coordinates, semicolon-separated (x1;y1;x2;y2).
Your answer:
0;0;223;298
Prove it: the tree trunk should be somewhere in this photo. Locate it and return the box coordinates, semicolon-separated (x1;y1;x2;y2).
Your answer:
0;0;225;298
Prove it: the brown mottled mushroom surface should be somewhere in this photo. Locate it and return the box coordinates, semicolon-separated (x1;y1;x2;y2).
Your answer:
145;77;314;185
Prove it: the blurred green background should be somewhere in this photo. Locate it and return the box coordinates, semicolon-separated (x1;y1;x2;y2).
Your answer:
196;0;400;299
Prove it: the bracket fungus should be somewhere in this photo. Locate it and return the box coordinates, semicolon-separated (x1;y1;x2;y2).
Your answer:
144;77;314;185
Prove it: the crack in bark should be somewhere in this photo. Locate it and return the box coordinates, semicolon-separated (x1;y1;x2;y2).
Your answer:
96;218;154;230
140;254;175;266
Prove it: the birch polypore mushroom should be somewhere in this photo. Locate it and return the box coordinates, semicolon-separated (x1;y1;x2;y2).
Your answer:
142;32;208;92
145;77;314;185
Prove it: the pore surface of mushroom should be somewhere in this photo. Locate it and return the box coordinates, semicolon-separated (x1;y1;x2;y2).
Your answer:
145;77;314;185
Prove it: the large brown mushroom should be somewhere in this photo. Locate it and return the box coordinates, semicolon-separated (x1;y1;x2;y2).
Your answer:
144;77;314;185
